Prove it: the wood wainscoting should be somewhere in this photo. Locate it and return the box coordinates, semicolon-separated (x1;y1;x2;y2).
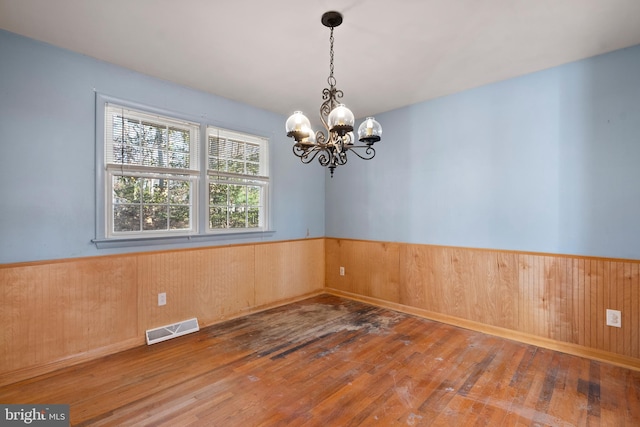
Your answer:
0;239;325;387
3;237;638;388
325;238;640;371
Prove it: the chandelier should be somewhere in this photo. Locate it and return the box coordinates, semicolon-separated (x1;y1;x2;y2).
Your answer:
285;11;382;177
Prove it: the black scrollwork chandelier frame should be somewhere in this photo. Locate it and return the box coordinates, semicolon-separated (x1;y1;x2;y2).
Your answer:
285;11;382;177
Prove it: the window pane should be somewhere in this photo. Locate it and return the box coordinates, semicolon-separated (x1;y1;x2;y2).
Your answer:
168;127;190;153
209;183;227;205
210;207;227;228
246;162;259;175
246;144;260;162
218;139;232;158
209;136;220;156
169;152;190;169
248;207;260;228
113;176;141;203
141;125;166;168
123;146;142;165
247;186;260;206
141;148;160;167
228;160;244;174
126;120;143;147
208;176;266;231
112;117;144;164
169;206;190;230
229;185;246;205
230;140;244;160
208;138;260;176
229;207;246;228
209;158;223;171
114;205;140;232
142;178;168;203
143;206;168;230
168;180;190;204
142;122;167;149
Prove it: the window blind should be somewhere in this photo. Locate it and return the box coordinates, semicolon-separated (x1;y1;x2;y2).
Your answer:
105;103;200;173
207;126;268;179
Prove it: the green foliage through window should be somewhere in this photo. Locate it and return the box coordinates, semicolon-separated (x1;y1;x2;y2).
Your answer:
113;176;191;232
208;182;262;229
103;102;268;239
207;126;268;231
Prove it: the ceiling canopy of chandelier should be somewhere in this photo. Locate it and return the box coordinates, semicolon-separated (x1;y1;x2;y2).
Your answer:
285;11;383;177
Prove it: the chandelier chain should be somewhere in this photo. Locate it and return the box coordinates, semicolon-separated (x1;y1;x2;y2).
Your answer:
328;27;336;88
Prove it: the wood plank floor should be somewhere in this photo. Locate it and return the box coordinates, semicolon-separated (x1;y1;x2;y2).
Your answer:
1;294;639;426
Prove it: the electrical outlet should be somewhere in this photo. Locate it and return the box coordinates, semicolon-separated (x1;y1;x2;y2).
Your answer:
339;266;345;276
158;292;167;306
606;309;621;328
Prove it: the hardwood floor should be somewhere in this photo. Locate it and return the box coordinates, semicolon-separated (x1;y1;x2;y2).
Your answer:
1;294;639;426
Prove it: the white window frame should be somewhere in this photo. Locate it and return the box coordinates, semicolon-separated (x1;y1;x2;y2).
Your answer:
94;94;272;248
103;103;200;239
207;126;270;233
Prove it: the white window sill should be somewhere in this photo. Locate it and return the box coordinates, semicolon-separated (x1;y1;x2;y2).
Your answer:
92;230;276;249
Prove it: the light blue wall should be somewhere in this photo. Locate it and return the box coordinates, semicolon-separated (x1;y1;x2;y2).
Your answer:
2;29;639;263
0;30;325;264
326;45;640;260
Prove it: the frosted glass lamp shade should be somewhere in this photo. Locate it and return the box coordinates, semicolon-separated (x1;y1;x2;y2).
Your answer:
328;104;354;136
344;131;355;146
300;128;316;145
285;111;311;142
357;116;382;144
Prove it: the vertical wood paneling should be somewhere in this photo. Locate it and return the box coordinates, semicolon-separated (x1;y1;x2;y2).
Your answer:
438;247;466;318
0;256;137;374
549;256;571;343
492;251;519;327
595;260;606;351
576;258;585;347
587;259;599;352
332;243;518;328
325;239;400;303
610;262;622;355
254;239;324;306
0;240;325;384
137;245;256;332
407;246;518;328
327;239;640;364
632;263;640;358
398;244;431;310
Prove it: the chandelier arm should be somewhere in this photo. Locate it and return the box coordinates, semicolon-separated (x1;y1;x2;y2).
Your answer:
293;144;323;164
315;130;327;145
344;145;376;161
317;149;333;168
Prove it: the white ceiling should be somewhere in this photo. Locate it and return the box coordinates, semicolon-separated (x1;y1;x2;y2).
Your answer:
2;0;640;119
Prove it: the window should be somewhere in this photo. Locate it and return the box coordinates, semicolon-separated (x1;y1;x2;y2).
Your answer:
98;99;270;245
207;127;269;232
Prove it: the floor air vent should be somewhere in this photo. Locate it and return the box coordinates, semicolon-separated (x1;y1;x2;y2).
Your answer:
146;318;199;345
